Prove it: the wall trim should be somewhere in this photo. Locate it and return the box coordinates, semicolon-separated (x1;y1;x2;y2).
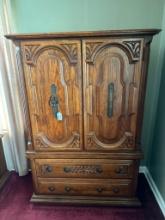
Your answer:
139;166;165;217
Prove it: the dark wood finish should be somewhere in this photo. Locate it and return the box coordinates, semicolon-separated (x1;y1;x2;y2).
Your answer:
0;134;10;191
35;159;134;179
6;29;160;206
26;150;143;159
31;193;141;206
5;29;160;40
37;178;134;197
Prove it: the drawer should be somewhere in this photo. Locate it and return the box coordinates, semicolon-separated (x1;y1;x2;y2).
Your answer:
35;159;134;179
37;178;133;197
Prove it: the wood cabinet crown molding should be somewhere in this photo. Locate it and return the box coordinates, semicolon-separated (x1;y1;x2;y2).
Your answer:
5;29;160;40
6;29;160;206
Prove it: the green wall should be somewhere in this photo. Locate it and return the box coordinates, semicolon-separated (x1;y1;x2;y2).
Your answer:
149;55;165;200
10;0;164;33
8;0;165;166
149;3;165;201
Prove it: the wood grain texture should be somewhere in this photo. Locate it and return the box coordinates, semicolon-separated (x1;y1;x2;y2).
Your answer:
35;159;134;179
26;150;143;159
135;37;153;147
6;29;159;205
15;42;33;150
83;38;143;151
5;29;160;40
37;178;134;197
21;40;83;151
31;193;141;206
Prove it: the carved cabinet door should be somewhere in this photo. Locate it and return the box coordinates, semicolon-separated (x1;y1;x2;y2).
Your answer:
21;40;82;151
82;38;143;151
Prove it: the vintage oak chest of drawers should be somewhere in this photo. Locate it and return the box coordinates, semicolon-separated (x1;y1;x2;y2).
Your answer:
6;29;160;205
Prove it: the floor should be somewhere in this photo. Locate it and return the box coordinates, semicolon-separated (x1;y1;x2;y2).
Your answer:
0;172;164;220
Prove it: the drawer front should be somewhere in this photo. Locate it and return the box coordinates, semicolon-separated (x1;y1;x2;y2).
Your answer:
37;178;133;197
35;159;134;179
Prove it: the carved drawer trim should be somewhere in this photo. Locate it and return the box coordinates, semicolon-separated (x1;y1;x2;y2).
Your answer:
35;159;135;179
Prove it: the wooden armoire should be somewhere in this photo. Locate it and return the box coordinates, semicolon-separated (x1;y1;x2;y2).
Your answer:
6;29;160;206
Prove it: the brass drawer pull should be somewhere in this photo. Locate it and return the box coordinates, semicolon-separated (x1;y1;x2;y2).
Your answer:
112;187;119;194
65;186;72;192
63;167;71;173
115;166;128;174
48;186;55;192
115;167;122;174
42;165;53;173
96;167;103;174
96;187;104;193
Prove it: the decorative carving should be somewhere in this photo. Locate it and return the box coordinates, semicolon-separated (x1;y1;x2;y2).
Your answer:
16;46;33;149
86;40;141;63
23;43;78;66
86;132;134;150
87;135;102;150
63;165;103;174
123;40;141;60
121;135;134;148
70;135;80;148
86;42;103;62
35;138;47;148
24;45;41;65
34;132;80;150
62;43;78;63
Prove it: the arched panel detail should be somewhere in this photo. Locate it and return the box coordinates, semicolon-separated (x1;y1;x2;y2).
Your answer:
84;39;138;151
22;40;82;151
86;41;141;64
23;44;78;66
95;52;126;141
86;132;134;150
34;132;80;150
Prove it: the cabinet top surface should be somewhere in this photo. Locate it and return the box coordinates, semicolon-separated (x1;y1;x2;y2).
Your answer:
5;29;161;40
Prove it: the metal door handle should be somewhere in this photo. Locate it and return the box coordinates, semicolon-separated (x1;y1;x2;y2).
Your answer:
107;83;114;117
49;84;63;120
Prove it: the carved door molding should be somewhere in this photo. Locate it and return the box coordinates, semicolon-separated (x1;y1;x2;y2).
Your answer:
21;38;144;152
21;40;82;151
83;39;143;151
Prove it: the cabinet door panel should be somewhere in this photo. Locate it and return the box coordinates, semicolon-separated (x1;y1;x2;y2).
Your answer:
83;39;143;151
21;40;82;151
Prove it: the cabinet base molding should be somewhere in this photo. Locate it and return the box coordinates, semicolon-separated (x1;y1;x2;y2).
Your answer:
31;193;141;207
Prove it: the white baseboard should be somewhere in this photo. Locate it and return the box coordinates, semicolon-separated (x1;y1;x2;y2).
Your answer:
139;166;165;217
